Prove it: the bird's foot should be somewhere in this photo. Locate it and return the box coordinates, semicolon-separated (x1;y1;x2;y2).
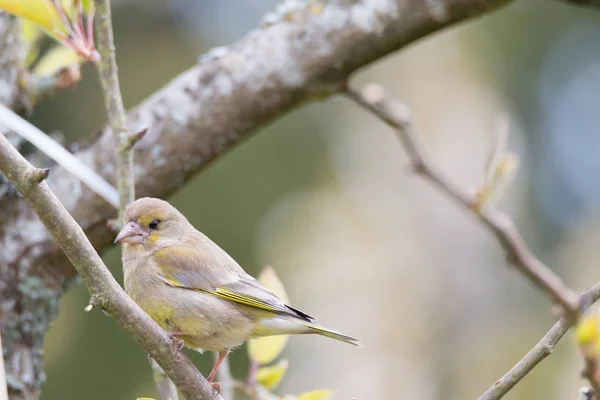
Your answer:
210;382;221;394
172;337;185;352
168;330;185;352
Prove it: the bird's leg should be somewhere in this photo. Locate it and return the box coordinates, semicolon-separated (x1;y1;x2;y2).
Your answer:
168;330;185;352
207;349;230;382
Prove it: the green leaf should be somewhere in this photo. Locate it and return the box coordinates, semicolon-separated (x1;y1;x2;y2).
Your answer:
33;46;81;76
256;359;289;390
0;0;67;34
21;19;43;67
82;0;94;14
21;19;42;45
297;389;335;400
248;266;290;365
577;312;600;359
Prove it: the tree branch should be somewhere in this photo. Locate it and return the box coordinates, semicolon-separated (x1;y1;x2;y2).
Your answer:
95;0;133;212
0;131;221;400
0;0;517;283
480;318;569;399
479;281;600;399
344;82;600;398
94;1;182;397
344;83;580;317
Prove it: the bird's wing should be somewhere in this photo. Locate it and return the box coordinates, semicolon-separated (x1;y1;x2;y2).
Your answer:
153;245;240;289
154;246;314;322
212;275;315;322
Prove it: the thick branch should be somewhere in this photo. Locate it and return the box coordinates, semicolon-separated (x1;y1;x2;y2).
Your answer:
0;0;515;284
0;132;220;400
345;83;580;317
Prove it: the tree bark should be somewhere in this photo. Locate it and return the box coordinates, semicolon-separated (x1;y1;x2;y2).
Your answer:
0;13;24;108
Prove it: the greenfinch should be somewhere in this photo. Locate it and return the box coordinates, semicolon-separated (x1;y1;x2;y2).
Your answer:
115;197;360;385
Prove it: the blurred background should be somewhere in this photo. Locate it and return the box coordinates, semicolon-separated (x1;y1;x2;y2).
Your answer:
25;0;600;399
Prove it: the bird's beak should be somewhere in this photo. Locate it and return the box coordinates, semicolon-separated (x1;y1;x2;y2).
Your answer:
114;221;149;244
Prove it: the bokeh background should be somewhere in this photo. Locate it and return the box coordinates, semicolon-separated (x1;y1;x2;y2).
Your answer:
24;1;600;399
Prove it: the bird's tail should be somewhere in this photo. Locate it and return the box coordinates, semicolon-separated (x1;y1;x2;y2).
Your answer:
297;320;362;347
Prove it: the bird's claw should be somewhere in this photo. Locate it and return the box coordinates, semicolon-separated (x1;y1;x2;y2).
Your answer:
167;330;185;352
171;337;185;352
211;382;221;394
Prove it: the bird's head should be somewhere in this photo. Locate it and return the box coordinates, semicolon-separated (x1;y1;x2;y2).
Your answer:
114;197;188;248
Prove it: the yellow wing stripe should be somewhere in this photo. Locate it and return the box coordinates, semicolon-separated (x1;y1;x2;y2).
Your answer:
213;287;281;313
162;276;281;314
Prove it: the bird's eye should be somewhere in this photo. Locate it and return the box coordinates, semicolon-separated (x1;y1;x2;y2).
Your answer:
149;220;160;229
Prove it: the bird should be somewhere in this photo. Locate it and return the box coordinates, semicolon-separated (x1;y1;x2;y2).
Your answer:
114;197;360;388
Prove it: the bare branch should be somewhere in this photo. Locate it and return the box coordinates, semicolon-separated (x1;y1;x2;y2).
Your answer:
95;0;134;212
93;0;183;396
478;318;570;400
0;131;221;400
479;281;600;399
345;83;580;317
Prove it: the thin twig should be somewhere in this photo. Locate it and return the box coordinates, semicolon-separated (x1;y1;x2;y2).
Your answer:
0;132;221;399
0;332;8;400
214;352;234;400
478;318;570;399
479;281;600;399
344;83;580;318
94;1;177;396
0;103;119;207
95;0;135;214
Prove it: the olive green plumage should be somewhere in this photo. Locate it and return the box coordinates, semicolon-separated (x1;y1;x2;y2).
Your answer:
115;197;360;376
